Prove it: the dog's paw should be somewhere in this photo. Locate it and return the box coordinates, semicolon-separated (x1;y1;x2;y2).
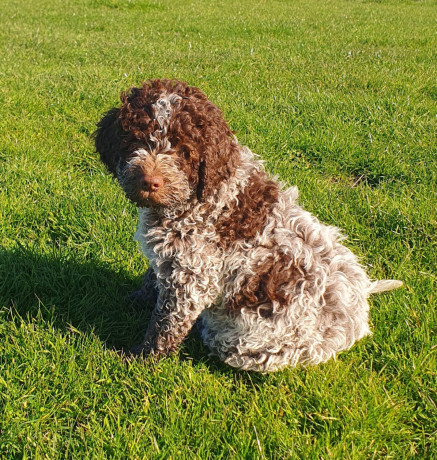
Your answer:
121;344;146;362
129;344;146;356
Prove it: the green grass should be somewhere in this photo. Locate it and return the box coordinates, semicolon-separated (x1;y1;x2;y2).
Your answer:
0;0;436;457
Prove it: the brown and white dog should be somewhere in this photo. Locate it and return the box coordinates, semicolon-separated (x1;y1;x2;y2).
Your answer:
95;79;402;372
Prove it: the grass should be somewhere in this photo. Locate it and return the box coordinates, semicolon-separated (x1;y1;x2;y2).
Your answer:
0;0;436;457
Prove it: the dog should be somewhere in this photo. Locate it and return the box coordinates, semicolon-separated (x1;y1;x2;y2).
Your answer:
94;79;402;372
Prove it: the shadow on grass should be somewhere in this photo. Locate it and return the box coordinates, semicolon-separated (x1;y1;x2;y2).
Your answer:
0;245;248;376
0;245;155;348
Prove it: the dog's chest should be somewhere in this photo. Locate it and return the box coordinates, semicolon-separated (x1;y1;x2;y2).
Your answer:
135;207;221;270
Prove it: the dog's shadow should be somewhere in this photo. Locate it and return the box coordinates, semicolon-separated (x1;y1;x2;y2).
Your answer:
0;245;236;374
0;245;144;348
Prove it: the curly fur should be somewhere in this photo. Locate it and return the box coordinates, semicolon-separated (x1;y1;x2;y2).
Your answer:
95;79;402;372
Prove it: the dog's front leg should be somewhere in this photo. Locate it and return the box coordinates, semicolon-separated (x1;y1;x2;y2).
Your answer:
130;271;217;358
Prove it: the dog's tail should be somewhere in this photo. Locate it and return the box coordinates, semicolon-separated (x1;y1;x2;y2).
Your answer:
369;279;403;294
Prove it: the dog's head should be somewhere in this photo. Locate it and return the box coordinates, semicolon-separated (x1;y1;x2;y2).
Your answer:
94;79;240;209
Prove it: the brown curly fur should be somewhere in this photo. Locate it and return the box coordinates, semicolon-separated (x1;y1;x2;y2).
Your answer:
215;170;279;248
95;79;241;202
228;250;307;318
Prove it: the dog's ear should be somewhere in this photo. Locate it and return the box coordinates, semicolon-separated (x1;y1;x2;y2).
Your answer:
177;96;240;202
94;107;123;176
195;139;240;202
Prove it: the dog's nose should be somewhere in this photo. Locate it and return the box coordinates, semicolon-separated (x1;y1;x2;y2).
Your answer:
141;175;164;192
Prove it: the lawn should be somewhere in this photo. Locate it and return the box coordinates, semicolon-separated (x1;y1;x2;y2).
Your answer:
0;0;436;457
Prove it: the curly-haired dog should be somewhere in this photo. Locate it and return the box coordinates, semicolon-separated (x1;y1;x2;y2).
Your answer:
95;79;402;372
